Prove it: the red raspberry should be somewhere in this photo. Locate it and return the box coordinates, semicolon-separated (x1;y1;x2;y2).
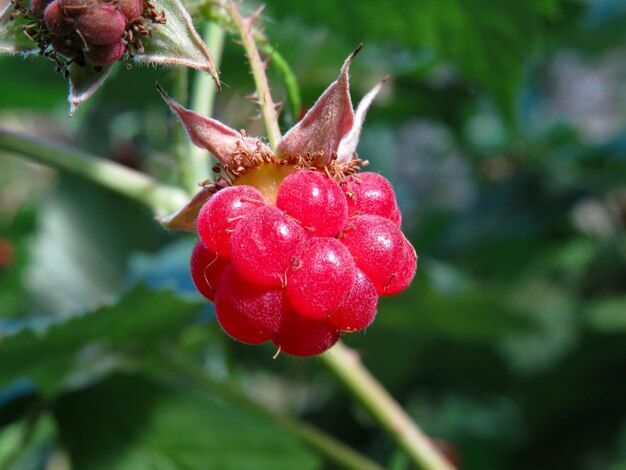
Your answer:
273;310;339;357
285;237;355;319
341;214;413;295
189;240;229;302
215;266;283;344
345;172;400;226
196;185;266;258
382;234;417;296
276;170;348;237
330;268;378;332
230;205;306;287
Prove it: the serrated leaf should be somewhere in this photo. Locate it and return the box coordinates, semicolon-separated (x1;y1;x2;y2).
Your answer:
68;62;114;115
54;374;320;470
0;285;202;395
0;4;38;54
137;0;220;88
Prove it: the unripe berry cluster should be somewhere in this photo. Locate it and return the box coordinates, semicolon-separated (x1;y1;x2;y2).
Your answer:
190;170;417;357
20;0;163;68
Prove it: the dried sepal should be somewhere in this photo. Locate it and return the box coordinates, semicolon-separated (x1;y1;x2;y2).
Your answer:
68;62;114;115
276;44;362;164
336;75;388;164
136;0;220;89
157;185;218;230
158;84;270;163
0;3;38;54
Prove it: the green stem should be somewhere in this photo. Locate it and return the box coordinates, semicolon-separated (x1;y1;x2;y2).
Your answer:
164;349;383;470
0;127;189;215
228;2;282;149
188;21;226;184
321;343;455;470
199;6;302;129
261;44;302;125
172;68;198;194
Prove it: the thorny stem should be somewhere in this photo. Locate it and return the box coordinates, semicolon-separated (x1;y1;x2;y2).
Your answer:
0;127;189;215
199;4;303;130
188;21;226;184
164;348;384;470
321;343;455;470
227;2;282;149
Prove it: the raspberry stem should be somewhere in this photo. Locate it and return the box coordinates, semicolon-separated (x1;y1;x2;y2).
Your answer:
0;126;189;215
227;2;282;150
322;343;455;470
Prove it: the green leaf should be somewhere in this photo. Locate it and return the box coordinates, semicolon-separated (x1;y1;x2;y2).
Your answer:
137;0;220;88
0;5;38;54
68;63;114;116
54;373;320;470
0;285;202;395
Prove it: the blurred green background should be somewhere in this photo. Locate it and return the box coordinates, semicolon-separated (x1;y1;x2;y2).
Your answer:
1;0;626;469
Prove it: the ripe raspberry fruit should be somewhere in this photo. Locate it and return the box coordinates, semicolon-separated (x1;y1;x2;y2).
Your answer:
169;48;418;357
189;240;229;302
196;185;266;258
341;214;411;295
330;268;378;332
230;205;306;287
273;310;339;357
276;170;348;237
382;234;417;296
215;266;284;344
285;237;355;319
345;172;400;226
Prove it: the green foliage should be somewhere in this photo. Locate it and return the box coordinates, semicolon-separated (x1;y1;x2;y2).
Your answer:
0;285;202;394
263;0;559;121
1;0;626;469
54;374;319;470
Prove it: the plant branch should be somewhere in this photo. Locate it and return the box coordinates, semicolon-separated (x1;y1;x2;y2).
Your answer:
0;127;189;215
321;343;455;470
227;2;282;149
200;5;302;129
164;348;383;470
